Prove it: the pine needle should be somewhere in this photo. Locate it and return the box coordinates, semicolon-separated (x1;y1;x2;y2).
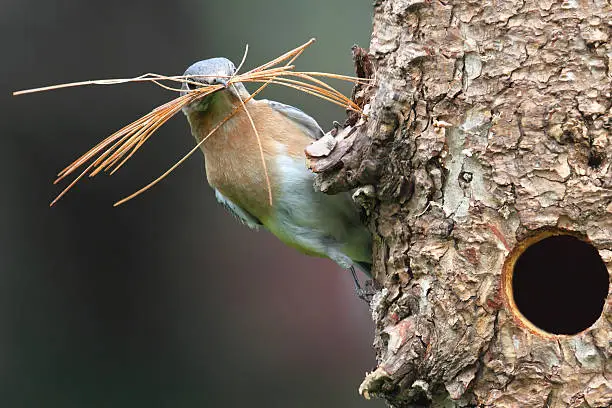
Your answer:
232;84;273;206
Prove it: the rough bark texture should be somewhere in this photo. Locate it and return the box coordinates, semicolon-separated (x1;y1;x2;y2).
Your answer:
310;1;611;407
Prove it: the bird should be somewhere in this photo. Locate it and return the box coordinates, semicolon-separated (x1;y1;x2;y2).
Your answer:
180;57;372;294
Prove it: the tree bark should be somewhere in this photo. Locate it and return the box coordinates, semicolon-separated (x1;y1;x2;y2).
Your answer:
309;1;611;406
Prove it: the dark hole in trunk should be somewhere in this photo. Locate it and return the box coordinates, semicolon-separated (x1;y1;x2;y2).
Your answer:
512;235;608;335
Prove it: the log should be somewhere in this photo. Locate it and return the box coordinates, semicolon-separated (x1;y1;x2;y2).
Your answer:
309;1;611;406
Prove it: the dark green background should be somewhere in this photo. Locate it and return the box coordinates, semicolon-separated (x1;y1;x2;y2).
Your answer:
1;1;383;407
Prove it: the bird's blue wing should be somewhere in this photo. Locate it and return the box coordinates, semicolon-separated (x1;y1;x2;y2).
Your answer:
215;190;262;230
264;100;324;140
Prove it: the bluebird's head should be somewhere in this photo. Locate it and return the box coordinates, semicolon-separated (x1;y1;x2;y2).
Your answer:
181;57;249;113
182;57;235;89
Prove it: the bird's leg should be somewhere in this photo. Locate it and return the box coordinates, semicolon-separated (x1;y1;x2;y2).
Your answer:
349;266;375;303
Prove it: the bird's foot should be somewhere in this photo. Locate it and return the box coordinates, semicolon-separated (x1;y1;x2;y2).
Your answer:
349;266;376;303
355;280;376;303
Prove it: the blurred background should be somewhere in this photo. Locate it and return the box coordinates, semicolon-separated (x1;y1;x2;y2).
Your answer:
0;1;381;407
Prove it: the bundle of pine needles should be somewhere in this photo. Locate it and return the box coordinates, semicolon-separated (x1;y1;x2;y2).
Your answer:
13;39;372;207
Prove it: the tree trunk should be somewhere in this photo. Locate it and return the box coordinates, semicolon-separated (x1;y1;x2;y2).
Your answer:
310;1;611;406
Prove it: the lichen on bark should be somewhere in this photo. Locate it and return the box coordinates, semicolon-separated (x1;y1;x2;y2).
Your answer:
311;1;611;407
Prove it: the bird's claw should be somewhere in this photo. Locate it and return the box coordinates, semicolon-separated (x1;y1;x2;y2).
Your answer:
350;266;376;303
355;281;376;303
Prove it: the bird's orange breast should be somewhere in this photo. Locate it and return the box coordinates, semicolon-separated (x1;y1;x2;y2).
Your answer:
187;95;311;223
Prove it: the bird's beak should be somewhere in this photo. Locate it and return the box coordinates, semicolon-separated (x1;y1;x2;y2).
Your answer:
215;78;229;87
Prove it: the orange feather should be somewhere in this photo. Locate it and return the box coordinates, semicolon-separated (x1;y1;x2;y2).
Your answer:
187;91;311;223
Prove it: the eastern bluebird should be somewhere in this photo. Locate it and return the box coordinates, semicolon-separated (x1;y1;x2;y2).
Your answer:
180;57;372;294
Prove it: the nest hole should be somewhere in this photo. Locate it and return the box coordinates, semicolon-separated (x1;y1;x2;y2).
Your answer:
508;233;608;335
